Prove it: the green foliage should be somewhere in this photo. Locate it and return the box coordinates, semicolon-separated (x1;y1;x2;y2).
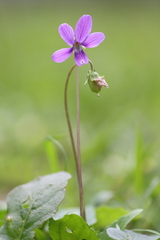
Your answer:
0;1;160;238
0;172;71;240
44;135;67;172
49;214;100;240
94;206;129;230
0;208;6;227
0;174;158;240
0;2;160;230
99;209;143;240
107;228;127;240
34;229;50;240
44;137;60;173
134;130;146;194
109;209;143;230
53;205;97;226
107;228;160;240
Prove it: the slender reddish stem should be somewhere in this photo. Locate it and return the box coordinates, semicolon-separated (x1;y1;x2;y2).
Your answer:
75;65;86;220
64;64;86;220
64;64;77;163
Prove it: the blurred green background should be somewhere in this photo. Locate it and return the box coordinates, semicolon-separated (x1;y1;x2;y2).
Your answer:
0;0;160;230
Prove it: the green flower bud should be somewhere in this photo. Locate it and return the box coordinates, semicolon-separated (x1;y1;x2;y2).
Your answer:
85;70;109;97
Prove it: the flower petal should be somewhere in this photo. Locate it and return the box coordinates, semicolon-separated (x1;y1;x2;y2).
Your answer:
52;48;73;63
58;23;74;46
82;32;105;48
75;15;92;43
74;50;88;66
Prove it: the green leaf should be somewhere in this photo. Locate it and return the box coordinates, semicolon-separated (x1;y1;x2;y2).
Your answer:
98;209;143;240
99;231;112;240
49;214;100;240
0;201;7;227
109;209;143;230
134;129;144;194
0;236;13;240
107;228;159;240
107;228;129;240
125;230;160;240
107;228;160;240
44;138;60;172
94;206;129;230
133;229;160;236
44;135;67;172
0;210;7;227
0;171;71;240
54;205;97;226
34;229;49;240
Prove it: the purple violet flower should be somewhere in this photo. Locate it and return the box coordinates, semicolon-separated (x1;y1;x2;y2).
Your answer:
52;15;105;66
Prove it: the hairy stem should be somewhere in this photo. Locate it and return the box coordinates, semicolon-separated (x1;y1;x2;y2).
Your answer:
64;64;86;220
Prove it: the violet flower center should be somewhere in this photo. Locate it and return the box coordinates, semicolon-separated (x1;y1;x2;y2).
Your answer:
73;42;82;52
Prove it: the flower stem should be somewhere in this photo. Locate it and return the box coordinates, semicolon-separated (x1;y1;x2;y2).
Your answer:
89;60;94;71
64;64;77;163
75;65;86;220
64;64;86;220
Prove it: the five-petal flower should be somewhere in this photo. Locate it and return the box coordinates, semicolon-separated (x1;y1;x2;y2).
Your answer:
52;15;105;66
